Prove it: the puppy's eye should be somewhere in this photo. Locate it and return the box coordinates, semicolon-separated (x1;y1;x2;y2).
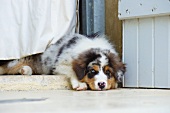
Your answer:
88;69;98;79
90;69;96;73
105;70;110;75
105;70;111;79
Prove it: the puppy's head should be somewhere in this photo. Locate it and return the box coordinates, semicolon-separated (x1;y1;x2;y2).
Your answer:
72;48;126;91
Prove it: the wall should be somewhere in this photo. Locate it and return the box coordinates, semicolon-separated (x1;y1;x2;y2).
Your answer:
105;0;122;57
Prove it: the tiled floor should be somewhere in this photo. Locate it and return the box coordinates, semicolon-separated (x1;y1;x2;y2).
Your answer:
0;89;170;113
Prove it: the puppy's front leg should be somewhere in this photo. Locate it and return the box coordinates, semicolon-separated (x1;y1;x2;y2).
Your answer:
70;74;87;91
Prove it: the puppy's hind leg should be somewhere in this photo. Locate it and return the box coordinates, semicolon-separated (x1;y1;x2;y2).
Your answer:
19;66;33;75
7;62;33;75
0;67;5;75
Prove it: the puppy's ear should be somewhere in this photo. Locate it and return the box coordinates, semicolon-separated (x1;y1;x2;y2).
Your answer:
72;49;102;80
107;52;126;82
72;59;86;80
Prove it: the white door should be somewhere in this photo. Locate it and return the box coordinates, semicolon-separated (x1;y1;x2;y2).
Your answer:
119;0;170;88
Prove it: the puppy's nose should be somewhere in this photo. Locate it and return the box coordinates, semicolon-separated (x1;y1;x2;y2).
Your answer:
98;82;106;89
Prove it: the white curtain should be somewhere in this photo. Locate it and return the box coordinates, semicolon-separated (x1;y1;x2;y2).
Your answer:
0;0;78;60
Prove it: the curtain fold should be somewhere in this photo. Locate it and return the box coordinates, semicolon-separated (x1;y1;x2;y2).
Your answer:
0;0;77;60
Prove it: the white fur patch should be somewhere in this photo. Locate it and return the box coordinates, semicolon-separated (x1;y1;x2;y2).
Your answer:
99;54;108;67
94;68;108;90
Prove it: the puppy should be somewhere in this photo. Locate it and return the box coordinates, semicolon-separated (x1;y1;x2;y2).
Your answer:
0;33;126;91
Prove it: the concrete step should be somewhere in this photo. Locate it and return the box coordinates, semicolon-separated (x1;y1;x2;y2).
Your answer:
0;75;71;91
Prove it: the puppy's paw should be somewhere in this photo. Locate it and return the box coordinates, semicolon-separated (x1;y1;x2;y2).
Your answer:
19;66;32;75
71;79;79;89
76;83;88;91
71;77;87;91
71;81;87;91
